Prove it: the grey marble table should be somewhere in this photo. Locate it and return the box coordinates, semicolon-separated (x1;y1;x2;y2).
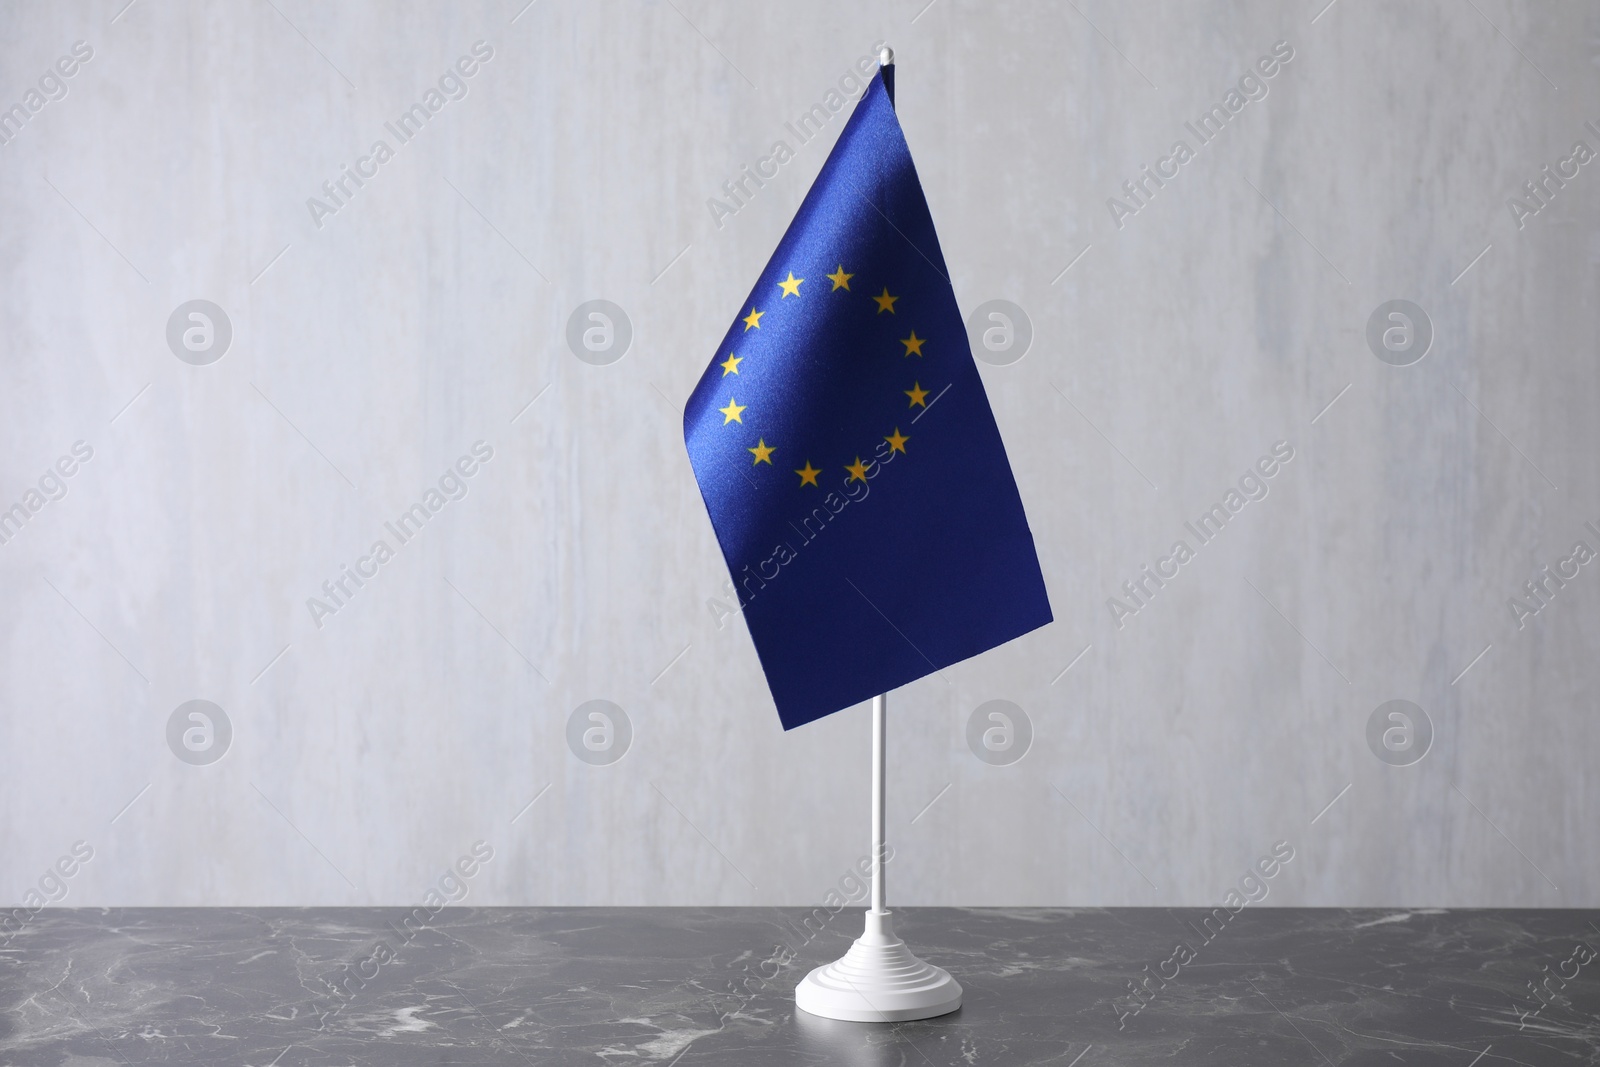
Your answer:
2;907;1597;1065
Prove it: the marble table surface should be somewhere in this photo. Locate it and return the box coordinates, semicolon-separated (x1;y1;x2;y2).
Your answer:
2;907;1598;1065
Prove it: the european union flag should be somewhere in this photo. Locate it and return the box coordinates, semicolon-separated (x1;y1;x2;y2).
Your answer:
684;62;1052;730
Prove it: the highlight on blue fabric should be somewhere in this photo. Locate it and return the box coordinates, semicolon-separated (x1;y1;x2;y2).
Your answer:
683;66;1052;730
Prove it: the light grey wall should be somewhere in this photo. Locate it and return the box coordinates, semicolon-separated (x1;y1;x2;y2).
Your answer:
1;0;1595;909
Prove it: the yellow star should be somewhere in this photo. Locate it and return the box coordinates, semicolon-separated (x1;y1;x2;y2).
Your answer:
845;456;872;483
742;307;763;331
826;265;853;291
873;288;898;314
778;272;804;298
795;461;820;487
720;353;742;376
884;428;909;454
905;382;929;408
748;438;775;465
900;331;926;357
719;398;745;424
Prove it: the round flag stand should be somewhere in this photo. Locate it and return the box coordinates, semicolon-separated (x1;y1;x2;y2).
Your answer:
794;691;963;1022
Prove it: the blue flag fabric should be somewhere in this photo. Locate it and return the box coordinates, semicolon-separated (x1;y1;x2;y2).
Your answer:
683;65;1052;730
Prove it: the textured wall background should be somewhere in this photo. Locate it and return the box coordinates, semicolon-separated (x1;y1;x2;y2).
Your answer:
0;0;1595;909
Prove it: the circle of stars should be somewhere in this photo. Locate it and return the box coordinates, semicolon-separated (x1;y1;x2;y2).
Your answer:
719;264;935;484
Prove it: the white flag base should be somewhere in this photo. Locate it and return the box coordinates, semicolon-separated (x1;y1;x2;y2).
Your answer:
794;909;962;1022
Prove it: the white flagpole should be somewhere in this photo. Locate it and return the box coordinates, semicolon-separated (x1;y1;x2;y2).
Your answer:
793;43;962;1025
871;692;886;915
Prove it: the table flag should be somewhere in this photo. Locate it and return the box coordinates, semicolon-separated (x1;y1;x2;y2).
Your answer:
684;64;1051;729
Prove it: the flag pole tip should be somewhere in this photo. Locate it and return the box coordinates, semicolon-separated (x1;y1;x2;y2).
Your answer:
879;45;894;67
